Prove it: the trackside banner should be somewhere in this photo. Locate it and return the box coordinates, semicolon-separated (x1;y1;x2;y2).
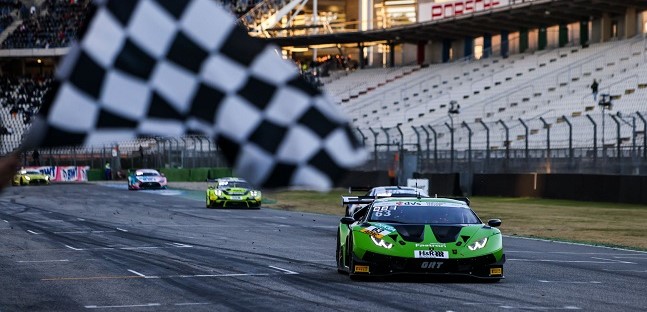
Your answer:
25;166;90;182
419;0;509;22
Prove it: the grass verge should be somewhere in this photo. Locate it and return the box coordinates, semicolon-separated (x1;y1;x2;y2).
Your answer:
263;189;647;251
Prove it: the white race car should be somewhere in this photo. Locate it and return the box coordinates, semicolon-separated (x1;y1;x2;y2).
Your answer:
127;169;168;190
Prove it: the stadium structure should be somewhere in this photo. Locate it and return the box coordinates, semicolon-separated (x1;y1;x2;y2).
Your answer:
1;0;647;201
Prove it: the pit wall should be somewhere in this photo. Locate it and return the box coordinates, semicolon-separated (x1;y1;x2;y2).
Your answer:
370;172;647;205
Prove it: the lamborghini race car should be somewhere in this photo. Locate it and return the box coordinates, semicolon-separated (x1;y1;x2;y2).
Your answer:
344;186;429;216
12;169;50;186
127;169;167;190
337;197;505;280
206;177;261;208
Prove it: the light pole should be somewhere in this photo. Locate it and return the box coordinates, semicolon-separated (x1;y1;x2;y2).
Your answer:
447;101;460;172
598;93;612;148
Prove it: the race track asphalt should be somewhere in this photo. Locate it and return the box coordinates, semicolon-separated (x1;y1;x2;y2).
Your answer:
0;183;645;312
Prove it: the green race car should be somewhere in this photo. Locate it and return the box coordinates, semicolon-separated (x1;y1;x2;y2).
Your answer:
337;196;505;281
206;177;262;209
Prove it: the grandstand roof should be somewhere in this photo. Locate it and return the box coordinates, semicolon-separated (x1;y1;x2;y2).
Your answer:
265;0;647;47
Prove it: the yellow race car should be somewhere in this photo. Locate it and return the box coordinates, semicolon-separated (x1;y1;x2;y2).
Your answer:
206;177;262;208
13;169;51;186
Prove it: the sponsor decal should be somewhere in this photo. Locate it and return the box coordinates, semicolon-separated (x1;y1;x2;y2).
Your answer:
372;223;396;232
415;243;447;248
414;250;449;259
395;201;422;206
490;267;503;276
431;0;506;21
420;261;444;269
354;265;370;273
360;226;391;239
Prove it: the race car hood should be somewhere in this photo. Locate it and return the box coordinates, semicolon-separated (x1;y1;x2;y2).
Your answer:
134;175;165;182
355;222;496;246
23;173;48;179
352;222;502;259
382;224;482;243
220;187;250;195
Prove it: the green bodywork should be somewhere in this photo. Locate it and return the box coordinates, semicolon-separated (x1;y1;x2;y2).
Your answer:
337;197;505;280
205;178;262;208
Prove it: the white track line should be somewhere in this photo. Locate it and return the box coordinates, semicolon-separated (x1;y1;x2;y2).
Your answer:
508;259;618;264
268;266;298;275
26;230;41;235
499;305;581;310
505;235;647;254
602;269;647;273
116;228;128;232
174;303;210;306
590;257;635;264
127;270;146;278
538;280;601;284
85;303;160;309
2;219;8;223
17;259;69;263
64;244;83;251
54;231;116;234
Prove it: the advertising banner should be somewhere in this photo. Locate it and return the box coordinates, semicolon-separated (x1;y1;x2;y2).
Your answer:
419;0;509;23
25;166;90;182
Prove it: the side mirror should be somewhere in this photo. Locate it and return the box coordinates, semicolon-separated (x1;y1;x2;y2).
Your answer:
487;219;502;227
340;217;356;225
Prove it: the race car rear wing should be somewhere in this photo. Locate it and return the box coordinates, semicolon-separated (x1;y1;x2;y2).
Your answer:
341;196;376;206
347;186;372;194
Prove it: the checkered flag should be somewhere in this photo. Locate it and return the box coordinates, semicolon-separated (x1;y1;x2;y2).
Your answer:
23;0;366;188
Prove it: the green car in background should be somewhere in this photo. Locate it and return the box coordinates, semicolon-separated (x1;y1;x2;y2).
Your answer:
206;177;262;209
337;197;505;281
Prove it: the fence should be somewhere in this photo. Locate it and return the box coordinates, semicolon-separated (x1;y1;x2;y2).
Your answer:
12;130;647;179
19;136;230;172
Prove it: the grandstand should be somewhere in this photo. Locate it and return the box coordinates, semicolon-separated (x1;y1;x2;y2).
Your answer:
0;0;646;179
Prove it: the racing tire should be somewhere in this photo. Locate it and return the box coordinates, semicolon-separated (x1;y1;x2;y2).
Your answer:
336;230;346;274
206;196;212;208
347;236;362;280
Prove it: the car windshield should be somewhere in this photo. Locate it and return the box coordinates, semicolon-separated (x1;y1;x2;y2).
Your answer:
368;202;480;224
25;170;41;175
370;188;428;197
137;172;160;176
219;181;251;189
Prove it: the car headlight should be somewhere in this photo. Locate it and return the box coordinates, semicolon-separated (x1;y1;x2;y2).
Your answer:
250;190;261;197
467;237;488;251
214;189;223;196
45;176;50;181
24;176;30;180
370;236;393;249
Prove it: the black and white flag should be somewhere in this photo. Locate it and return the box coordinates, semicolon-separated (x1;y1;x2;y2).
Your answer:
24;0;366;188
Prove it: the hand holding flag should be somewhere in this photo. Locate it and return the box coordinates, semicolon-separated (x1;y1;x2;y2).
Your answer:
23;0;365;189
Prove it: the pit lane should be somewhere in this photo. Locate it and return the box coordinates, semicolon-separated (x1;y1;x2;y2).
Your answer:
0;183;645;311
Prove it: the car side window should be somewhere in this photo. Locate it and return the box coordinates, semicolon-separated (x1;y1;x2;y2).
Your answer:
353;205;370;221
